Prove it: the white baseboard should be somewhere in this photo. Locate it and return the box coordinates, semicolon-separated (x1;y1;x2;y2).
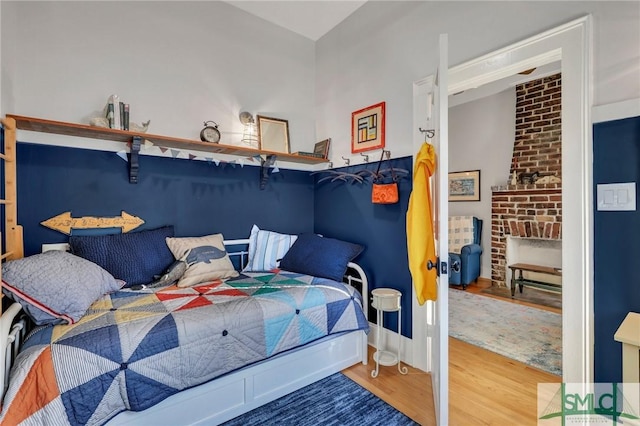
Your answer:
366;321;414;367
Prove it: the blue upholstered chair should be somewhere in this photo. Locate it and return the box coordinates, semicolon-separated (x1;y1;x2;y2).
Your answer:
448;216;483;289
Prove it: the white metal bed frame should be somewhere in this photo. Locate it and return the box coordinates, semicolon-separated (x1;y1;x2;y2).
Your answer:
0;116;369;425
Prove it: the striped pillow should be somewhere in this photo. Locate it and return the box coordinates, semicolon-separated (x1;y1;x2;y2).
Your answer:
1;251;123;325
243;225;297;272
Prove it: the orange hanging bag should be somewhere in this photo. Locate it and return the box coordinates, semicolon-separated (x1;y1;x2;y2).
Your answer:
371;151;399;204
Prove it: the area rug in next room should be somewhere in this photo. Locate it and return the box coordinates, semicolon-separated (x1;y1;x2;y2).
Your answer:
221;373;418;426
449;288;562;376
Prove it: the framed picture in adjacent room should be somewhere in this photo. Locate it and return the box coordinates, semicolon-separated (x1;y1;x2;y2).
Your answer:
448;170;481;201
351;102;385;153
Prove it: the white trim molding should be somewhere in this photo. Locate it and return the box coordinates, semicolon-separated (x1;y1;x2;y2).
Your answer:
367;322;414;367
592;98;640;123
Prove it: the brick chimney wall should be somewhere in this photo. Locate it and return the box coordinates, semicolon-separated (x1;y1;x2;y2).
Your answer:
491;73;562;287
510;73;562;179
491;184;562;286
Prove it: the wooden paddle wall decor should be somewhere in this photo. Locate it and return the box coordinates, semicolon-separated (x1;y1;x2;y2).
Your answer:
41;211;145;235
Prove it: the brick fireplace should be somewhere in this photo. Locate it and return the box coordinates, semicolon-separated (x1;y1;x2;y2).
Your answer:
491;184;562;286
490;72;562;287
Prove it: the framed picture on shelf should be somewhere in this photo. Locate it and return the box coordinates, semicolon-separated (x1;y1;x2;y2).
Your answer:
257;115;290;153
351;102;385;153
448;170;481;201
314;139;331;158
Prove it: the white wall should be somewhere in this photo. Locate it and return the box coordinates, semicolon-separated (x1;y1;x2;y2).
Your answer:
448;88;516;278
0;1;317;153
316;1;640;165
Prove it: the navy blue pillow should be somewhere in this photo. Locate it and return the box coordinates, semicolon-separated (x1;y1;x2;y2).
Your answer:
279;233;364;281
69;226;175;287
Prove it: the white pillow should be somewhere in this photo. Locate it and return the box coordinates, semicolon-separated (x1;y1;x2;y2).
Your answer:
244;225;297;272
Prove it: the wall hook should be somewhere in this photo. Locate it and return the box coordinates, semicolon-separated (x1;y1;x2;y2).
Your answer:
419;127;436;140
328;161;333;169
341;156;350;166
360;153;369;163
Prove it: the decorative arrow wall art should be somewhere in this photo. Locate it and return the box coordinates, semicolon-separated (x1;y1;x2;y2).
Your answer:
40;211;145;235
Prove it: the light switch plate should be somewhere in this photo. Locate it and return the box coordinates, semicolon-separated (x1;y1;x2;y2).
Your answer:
597;182;636;211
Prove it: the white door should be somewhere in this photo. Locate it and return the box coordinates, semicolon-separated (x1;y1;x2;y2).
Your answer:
431;33;449;426
411;33;449;425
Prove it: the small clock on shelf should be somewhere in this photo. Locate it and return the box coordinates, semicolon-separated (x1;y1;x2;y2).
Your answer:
200;120;221;143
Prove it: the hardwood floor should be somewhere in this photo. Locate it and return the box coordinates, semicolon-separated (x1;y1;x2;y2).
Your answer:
342;280;561;425
464;278;561;315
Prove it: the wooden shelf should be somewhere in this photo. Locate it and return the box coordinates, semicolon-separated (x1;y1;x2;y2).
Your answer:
7;114;328;166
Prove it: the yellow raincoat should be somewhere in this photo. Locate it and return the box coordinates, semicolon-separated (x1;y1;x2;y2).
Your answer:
406;143;438;304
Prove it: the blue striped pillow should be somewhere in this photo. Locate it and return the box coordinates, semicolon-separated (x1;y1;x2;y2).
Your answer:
243;225;297;272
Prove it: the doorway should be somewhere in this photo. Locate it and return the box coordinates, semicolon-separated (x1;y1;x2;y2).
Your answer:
447;65;563;375
412;15;593;423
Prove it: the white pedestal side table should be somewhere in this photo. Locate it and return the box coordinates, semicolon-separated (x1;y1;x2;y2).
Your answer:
371;288;408;378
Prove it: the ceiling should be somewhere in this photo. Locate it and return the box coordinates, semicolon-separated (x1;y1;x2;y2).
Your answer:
225;1;368;41
224;1;561;105
449;62;562;107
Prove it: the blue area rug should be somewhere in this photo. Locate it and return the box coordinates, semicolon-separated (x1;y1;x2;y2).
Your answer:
221;373;418;426
449;288;562;376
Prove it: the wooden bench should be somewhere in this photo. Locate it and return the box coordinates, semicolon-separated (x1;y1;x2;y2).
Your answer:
508;263;562;297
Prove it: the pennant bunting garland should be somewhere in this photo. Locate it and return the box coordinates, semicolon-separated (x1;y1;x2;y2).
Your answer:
116;144;283;169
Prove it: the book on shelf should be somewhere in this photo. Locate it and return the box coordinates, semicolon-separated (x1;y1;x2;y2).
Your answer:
293;151;325;158
314;138;331;158
105;102;115;129
107;94;121;130
104;95;131;130
119;102;125;130
123;104;130;131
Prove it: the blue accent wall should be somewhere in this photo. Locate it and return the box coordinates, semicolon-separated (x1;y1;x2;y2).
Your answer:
313;156;414;338
593;115;640;382
16;142;315;256
9;115;640;369
14;139;415;338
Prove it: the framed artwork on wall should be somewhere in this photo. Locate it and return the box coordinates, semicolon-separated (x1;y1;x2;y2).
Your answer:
448;170;481;201
351;102;385;153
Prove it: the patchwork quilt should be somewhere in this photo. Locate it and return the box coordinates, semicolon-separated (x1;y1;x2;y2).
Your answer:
0;271;368;426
